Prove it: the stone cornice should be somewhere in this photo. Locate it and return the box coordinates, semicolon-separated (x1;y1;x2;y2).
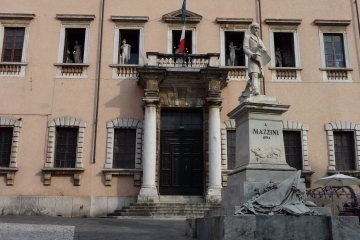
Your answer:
314;19;351;26
111;16;149;23
56;14;95;21
162;9;202;23
0;13;35;20
216;18;253;25
264;19;302;26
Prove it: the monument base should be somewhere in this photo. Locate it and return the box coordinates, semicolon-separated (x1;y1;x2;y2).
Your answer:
222;166;295;208
189;215;360;240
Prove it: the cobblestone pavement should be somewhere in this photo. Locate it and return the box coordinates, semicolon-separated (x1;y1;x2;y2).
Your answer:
0;216;192;240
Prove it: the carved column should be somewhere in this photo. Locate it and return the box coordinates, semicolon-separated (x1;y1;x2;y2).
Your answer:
137;69;165;203
205;78;223;203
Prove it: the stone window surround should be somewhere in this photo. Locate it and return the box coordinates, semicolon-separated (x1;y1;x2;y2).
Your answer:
220;119;235;187
0;116;22;185
55;18;92;78
42;116;86;186
102;118;143;186
317;24;352;82
217;18;252;73
110;18;146;79
325;121;360;175
266;19;302;82
167;24;197;54
0;14;34;77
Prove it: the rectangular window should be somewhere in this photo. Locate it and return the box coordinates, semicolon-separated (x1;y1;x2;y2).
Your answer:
0;127;13;167
54;128;78;168
1;27;25;62
283;131;302;170
225;31;245;66
113;129;136;169
172;30;192;53
63;28;86;63
324;34;345;68
119;29;140;64
273;32;295;67
227;130;236;170
334;131;355;171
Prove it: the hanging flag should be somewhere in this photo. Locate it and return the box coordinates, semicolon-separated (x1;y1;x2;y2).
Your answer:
179;0;186;52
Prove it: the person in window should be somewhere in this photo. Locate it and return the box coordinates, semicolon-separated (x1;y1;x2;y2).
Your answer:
228;42;242;66
73;40;82;63
120;39;131;64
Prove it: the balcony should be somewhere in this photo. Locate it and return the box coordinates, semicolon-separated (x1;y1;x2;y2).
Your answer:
146;52;220;68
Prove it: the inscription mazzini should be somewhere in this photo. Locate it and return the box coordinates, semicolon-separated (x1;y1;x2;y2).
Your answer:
252;129;280;136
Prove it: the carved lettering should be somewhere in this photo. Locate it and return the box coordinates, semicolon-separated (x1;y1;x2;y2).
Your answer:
252;128;280;136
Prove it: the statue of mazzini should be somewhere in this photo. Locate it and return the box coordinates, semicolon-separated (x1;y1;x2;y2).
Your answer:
240;23;271;101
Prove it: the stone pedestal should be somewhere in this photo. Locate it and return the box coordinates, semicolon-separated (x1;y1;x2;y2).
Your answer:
222;95;296;208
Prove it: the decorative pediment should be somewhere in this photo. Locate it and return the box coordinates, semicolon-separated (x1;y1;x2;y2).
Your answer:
162;9;202;23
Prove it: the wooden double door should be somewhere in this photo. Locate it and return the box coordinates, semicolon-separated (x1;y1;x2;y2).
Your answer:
159;110;203;195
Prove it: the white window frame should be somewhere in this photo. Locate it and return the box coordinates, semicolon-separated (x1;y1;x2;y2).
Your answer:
55;24;90;78
220;28;248;68
103;118;143;186
167;24;197;54
325;121;360;172
319;28;352;82
113;25;144;66
111;24;144;79
269;28;302;82
0;22;31;77
57;24;90;64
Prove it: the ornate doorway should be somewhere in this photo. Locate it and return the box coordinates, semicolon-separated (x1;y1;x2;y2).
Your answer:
159;109;203;195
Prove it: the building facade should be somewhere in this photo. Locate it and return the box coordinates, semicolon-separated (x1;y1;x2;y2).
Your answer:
0;0;360;216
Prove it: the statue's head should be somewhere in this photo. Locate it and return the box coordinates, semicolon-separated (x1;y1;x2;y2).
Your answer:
250;23;260;36
122;39;126;44
229;42;234;46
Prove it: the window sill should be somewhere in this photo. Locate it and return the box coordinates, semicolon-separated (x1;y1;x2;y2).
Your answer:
102;168;142;186
328;170;360;178
0;167;18;185
41;167;84;186
109;64;140;78
269;67;302;81
0;62;27;76
220;66;247;81
54;63;89;78
320;68;353;81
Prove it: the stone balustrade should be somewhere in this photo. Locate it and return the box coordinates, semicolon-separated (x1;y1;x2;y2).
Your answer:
326;69;349;80
0;62;27;76
147;52;220;68
110;64;138;78
224;66;247;81
54;63;89;78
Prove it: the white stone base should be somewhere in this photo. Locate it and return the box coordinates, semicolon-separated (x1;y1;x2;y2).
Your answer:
137;186;159;203
205;186;222;204
0;196;136;217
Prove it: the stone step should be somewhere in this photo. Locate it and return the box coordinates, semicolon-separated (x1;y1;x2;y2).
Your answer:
108;202;221;217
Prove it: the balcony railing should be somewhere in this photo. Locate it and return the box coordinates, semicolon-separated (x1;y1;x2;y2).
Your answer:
0;62;27;76
110;64;138;78
269;67;302;81
147;52;220;68
54;63;89;78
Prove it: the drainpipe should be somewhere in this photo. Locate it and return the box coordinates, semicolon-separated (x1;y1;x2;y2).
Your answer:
356;0;360;37
257;0;266;95
91;0;105;163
